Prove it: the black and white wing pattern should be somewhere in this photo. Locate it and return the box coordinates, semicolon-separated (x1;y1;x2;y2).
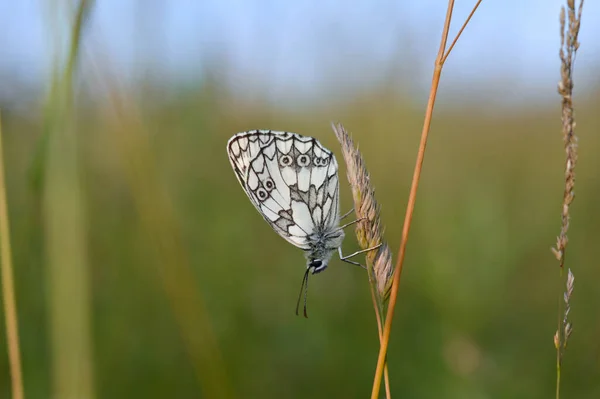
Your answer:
227;130;340;249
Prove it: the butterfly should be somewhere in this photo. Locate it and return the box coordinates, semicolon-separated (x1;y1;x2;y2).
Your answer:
227;130;380;317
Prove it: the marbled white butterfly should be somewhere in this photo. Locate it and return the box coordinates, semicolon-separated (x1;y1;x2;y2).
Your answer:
227;130;378;317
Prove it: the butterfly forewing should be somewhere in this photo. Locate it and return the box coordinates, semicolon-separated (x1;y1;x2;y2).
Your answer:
227;130;341;250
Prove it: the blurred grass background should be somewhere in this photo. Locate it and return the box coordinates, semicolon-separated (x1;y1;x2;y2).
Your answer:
1;1;600;398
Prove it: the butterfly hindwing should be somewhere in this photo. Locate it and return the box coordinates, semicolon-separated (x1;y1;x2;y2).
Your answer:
227;130;341;249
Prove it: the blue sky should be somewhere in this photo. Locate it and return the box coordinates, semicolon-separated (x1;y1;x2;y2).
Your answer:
2;0;598;107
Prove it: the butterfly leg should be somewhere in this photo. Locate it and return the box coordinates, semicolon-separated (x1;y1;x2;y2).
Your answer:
339;252;365;269
338;243;382;269
340;208;355;220
339;216;367;230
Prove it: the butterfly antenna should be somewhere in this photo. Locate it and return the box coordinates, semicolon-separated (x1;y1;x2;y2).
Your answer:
303;268;310;318
296;268;310;318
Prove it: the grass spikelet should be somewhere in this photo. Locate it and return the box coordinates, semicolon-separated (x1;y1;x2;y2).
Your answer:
552;1;584;397
331;122;393;298
332;122;393;399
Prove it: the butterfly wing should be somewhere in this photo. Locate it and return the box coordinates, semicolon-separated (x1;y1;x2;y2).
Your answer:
227;130;340;249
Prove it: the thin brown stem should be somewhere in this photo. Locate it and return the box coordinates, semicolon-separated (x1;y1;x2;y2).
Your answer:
369;285;391;399
441;0;483;64
370;1;459;398
332;123;393;396
0;113;25;399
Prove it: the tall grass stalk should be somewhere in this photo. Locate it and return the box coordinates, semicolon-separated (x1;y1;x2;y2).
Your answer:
333;123;393;398
370;1;482;397
42;1;95;397
552;1;584;397
0;113;25;399
99;84;233;398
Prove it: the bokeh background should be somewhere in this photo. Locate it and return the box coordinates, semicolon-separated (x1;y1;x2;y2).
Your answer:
1;1;599;398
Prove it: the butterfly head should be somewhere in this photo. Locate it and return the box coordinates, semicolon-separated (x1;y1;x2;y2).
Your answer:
306;239;339;275
297;255;331;318
308;258;328;274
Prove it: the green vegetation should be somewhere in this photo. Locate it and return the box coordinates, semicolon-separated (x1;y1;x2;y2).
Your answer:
1;80;598;397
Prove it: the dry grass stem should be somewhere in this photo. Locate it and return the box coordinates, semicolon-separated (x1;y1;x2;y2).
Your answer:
369;285;392;399
552;1;583;397
99;85;233;399
369;1;484;397
441;0;483;64
0;113;25;399
332;122;393;398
